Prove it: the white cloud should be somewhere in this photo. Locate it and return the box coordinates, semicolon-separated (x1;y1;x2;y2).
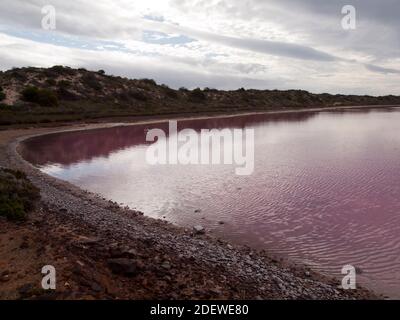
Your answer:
0;0;399;95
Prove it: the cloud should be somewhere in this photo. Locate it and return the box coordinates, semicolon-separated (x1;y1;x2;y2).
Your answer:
156;23;338;61
0;0;398;95
365;64;400;75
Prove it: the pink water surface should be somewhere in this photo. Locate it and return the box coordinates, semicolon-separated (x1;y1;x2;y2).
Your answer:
21;108;400;298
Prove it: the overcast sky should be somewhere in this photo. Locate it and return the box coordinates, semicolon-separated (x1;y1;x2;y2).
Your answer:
0;0;399;95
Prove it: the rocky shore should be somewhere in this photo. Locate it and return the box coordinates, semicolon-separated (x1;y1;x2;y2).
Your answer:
0;114;379;300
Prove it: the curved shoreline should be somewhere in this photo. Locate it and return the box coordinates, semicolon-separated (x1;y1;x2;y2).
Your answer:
0;105;387;300
13;104;400;143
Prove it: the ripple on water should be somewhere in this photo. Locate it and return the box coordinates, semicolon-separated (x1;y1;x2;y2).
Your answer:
21;109;400;298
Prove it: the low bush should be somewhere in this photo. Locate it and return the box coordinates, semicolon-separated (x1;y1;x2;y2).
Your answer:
58;80;71;88
129;89;148;101
57;87;78;101
189;88;206;102
140;78;157;86
21;86;58;107
82;73;102;91
0;168;40;221
46;65;75;76
45;78;57;86
9;69;28;82
161;84;178;99
0;87;5;101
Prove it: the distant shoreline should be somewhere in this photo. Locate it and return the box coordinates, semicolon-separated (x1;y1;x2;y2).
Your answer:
2;66;400;128
6;103;400;133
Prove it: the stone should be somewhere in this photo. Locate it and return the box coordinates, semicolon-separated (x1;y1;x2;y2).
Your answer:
193;225;205;234
91;282;103;292
18;283;34;296
107;258;139;276
19;241;29;249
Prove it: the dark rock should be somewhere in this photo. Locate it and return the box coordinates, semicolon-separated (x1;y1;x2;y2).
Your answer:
91;282;103;292
18;283;34;296
193;225;205;235
1;270;10;276
20;241;29;249
107;258;139;276
121;248;138;258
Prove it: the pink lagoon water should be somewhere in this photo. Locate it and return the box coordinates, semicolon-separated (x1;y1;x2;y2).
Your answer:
21;108;400;298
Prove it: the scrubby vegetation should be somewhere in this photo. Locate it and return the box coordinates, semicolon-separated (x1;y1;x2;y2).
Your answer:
189;87;206;102
82;73;102;91
0;86;5;101
0;65;399;126
140;78;157;86
0;168;40;221
21;86;58;107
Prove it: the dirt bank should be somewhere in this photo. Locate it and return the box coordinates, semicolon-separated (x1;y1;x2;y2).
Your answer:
0;108;384;300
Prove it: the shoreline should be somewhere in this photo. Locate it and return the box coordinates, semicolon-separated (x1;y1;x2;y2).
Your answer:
0;105;387;300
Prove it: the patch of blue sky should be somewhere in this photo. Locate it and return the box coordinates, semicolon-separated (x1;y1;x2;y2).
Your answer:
142;30;196;46
204;52;229;59
143;14;165;22
0;26;131;53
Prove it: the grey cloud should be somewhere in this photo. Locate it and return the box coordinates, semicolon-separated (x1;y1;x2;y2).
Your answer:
171;0;400;61
365;64;400;75
196;31;338;62
0;0;141;39
0;0;339;62
146;21;339;62
0;0;399;95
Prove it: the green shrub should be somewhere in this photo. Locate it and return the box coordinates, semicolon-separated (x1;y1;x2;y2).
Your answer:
58;80;71;88
0;91;5;102
161;84;178;98
45;78;57;86
82;73;102;91
9;70;27;82
21;86;58;107
57;87;78;101
140;78;157;86
129;90;148;101
0;168;40;221
47;65;75;76
189;88;206;102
